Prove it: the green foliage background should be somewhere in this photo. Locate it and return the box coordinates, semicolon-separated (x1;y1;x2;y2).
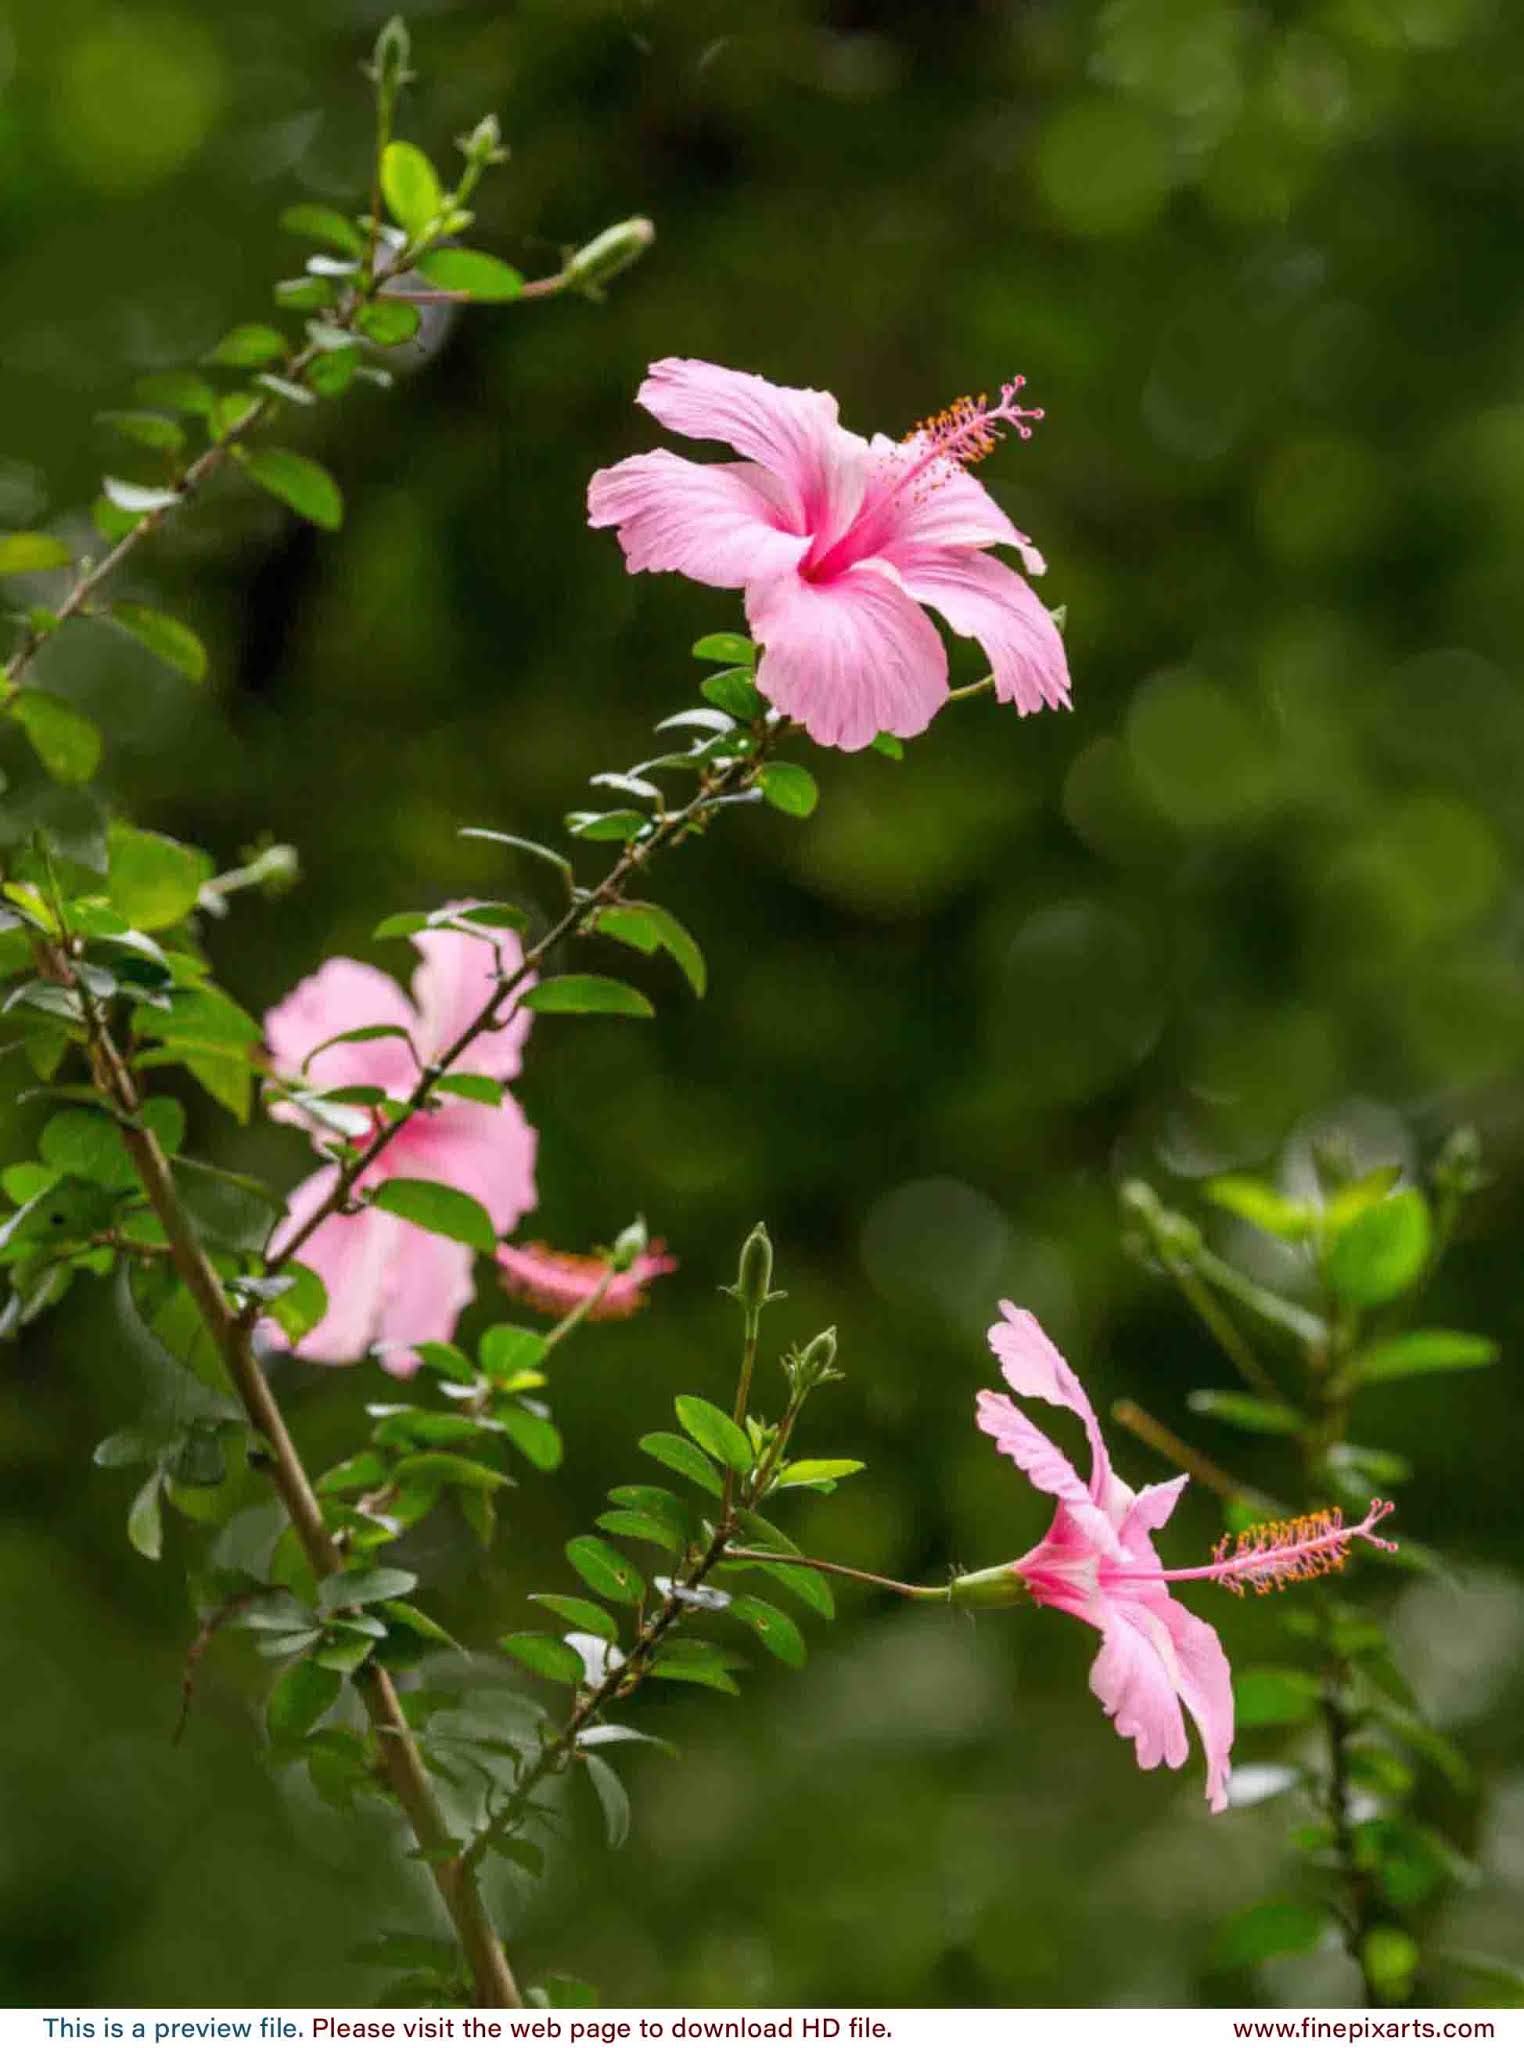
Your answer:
2;0;1523;2009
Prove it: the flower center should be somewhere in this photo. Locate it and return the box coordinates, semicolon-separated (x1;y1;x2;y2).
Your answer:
802;377;1044;584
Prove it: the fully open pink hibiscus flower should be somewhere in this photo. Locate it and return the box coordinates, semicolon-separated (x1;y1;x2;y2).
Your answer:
975;1303;1396;1812
587;359;1070;752
263;918;537;1374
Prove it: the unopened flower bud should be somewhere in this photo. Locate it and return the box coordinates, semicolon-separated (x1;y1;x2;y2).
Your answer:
1434;1123;1487;1197
798;1326;837;1382
728;1221;773;1318
368;16;413;99
609;1216;649;1273
458;113;510;169
565;216;655;297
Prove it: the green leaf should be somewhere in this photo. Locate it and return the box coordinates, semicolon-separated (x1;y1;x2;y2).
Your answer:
1215;1900;1329;1970
639;1430;724;1498
772;1457;865;1491
1347;1329;1498;1386
496;1405;563;1472
674;1394;753;1473
630;903;706;997
267;1659;343;1743
730;1594;806;1668
480;1323;549;1380
1324;1190;1432;1307
596;1509;682;1553
523;976;654;1019
280;204;366;256
377;1600;460;1652
1205;1174;1315;1241
127;1470;164;1560
108;822;211;929
136;370;215;417
133;987;261;1048
11;692;102;782
500;1633;585;1685
1234;1666;1322;1729
433;1073;504;1107
530;1594;618;1642
357;299;421;347
869;732;904;760
692;633;756;664
565;1535;645;1607
237;447;344;531
265;1261;328;1343
109;603;208;683
369;1179;497;1254
700;667;765;719
416;248;524;301
205;324;289;368
648;1639;741;1694
315;1630;379;1675
380;140;444;234
1187;1390;1305;1435
320;1565;419;1609
0;532;72;575
1438;1952;1524;2003
1361;1927;1419;2004
99;410;186;453
759;762;819;818
583;1752;630;1847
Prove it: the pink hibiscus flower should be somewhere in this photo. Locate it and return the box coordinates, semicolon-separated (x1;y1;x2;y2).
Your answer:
497;1239;677;1320
263;917;538;1375
587;358;1071;752
975;1302;1396;1812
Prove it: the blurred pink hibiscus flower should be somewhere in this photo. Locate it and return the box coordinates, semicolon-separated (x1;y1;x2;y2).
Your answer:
263;916;537;1375
975;1302;1396;1811
587;358;1070;752
497;1239;677;1320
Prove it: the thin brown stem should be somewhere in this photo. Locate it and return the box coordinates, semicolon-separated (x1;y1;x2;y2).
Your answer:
722;1546;949;1601
52;945;522;2008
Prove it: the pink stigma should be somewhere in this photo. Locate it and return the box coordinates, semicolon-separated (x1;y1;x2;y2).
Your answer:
1127;1498;1398;1599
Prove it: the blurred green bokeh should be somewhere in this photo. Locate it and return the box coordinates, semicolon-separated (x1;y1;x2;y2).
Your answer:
2;0;1523;2011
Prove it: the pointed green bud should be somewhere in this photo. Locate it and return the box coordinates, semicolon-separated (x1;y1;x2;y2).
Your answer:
564;216;655;297
609;1216;648;1273
726;1221;774;1318
1434;1123;1487;1198
797;1326;838;1384
458;113;510;168
367;16;413;101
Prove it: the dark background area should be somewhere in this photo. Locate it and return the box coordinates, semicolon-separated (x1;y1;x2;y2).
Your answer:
2;0;1522;2009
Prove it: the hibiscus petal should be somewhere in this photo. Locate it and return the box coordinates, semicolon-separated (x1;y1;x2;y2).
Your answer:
894;546;1071;715
263;958;418;1115
635;358;867;539
1118;1474;1190;1559
748;559;948;751
267;1167;399;1365
986;1304;1123;1518
410;919;532;1080
976;1388;1098;1516
1154;1593;1235;1815
404;1095;538;1235
587;452;811;589
1089;1602;1191;1776
372;1223;479;1380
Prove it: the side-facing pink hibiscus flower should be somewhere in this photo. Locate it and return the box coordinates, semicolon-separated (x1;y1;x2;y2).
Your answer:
973;1302;1396;1812
588;358;1070;752
263;917;537;1375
